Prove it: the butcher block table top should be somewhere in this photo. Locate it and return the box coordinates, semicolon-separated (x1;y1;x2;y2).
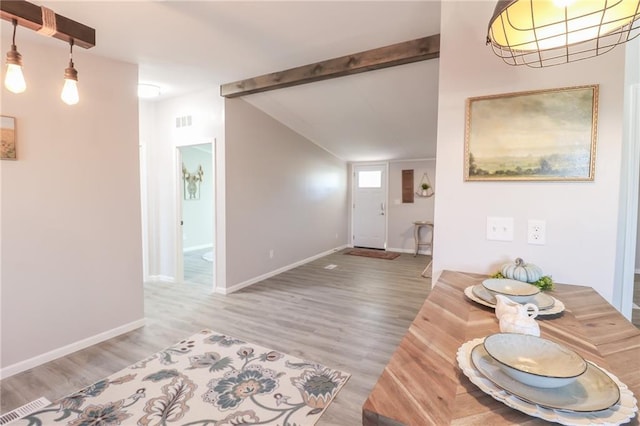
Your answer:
362;270;640;425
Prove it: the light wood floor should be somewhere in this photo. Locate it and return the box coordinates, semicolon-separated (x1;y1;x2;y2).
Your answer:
0;250;432;425
183;247;214;285
633;273;640;328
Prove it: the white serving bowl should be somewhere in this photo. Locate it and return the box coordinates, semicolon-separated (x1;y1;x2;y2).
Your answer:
483;333;587;388
482;278;540;303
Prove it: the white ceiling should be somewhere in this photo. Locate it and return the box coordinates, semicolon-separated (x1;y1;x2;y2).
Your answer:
4;1;442;161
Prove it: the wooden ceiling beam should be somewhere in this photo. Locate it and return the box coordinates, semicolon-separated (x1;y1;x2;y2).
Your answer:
221;34;440;98
0;0;95;49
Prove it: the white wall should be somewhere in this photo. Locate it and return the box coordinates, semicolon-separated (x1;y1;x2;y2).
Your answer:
224;98;348;291
434;1;625;303
387;160;436;253
0;38;143;375
138;101;155;281
619;36;640;319
180;145;214;251
141;89;224;282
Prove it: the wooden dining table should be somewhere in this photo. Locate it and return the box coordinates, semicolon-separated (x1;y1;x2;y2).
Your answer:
362;270;640;425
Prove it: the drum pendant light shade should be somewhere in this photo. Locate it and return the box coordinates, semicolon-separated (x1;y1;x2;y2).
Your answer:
487;0;640;67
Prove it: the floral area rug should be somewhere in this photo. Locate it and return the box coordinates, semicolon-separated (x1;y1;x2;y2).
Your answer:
18;330;350;426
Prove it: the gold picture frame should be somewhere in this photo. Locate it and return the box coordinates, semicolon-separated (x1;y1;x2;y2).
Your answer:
1;115;16;160
464;85;598;181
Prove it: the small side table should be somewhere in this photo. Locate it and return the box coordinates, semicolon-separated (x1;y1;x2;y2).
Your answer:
413;221;433;257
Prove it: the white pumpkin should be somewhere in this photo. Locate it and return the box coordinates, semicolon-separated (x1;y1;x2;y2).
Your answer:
501;258;543;283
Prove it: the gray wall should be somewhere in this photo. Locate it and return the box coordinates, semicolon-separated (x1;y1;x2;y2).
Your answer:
225;98;348;290
140;88;224;282
1;39;143;374
387;160;436;253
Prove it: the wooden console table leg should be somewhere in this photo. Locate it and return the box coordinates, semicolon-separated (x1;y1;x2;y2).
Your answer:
421;260;432;278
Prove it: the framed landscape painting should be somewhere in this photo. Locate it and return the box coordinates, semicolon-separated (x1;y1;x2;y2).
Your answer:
1;115;16;160
464;85;598;181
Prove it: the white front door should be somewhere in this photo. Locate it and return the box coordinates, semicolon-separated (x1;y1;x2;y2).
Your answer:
353;164;387;249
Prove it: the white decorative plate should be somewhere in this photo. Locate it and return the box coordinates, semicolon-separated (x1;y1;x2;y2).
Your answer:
473;284;555;310
473;343;619;411
457;337;638;425
482;333;588;389
482;278;540;300
465;285;564;315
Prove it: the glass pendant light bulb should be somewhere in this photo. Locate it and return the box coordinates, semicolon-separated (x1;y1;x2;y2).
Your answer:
4;19;26;94
5;61;26;93
61;77;79;105
61;40;79;105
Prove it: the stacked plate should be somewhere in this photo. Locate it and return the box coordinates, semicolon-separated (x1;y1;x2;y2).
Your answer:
482;278;540;303
464;278;565;315
457;334;638;425
483;333;587;389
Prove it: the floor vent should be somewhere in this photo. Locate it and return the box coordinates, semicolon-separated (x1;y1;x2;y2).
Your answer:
0;397;51;425
324;264;337;270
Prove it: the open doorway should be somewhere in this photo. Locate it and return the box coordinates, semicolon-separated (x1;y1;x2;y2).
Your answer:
177;143;214;287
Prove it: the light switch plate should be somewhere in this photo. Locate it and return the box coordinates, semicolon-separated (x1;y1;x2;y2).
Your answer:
487;217;514;241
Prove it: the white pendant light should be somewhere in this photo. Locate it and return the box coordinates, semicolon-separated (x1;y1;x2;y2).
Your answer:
61;39;79;105
4;19;26;94
487;0;640;67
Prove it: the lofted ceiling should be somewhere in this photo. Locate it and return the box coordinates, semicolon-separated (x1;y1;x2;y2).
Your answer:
2;1;442;161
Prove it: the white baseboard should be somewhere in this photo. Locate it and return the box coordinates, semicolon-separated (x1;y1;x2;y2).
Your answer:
183;244;213;253
0;319;146;380
386;247;432;255
218;245;348;295
146;275;176;283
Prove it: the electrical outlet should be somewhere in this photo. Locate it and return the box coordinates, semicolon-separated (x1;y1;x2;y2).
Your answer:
269;249;274;259
528;220;546;245
486;217;514;241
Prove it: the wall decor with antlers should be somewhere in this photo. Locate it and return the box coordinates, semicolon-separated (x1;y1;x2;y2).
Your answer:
182;163;204;200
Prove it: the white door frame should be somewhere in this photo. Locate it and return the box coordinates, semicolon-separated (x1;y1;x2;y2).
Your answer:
175;140;216;291
350;161;389;249
175;147;184;285
139;143;149;281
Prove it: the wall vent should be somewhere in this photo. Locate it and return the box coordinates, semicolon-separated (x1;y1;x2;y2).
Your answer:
175;115;193;128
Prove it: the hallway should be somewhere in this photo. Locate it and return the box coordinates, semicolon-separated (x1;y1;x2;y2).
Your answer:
183;247;213;286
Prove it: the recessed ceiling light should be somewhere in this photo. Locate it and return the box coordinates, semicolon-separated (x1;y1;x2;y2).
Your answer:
138;83;161;98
